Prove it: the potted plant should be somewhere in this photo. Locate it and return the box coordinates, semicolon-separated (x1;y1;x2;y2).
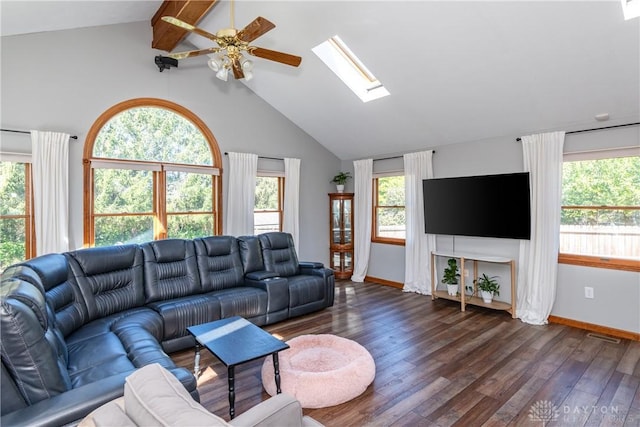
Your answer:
474;273;500;303
330;171;352;193
442;258;460;296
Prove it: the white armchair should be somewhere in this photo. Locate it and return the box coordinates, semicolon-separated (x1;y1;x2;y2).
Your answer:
79;363;323;427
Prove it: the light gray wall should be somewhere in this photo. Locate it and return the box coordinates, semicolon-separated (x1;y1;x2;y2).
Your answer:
351;128;639;334
0;21;340;263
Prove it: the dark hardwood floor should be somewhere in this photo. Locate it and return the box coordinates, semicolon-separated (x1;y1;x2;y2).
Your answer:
171;281;640;426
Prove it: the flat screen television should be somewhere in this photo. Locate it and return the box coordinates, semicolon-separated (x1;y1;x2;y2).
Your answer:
422;172;531;240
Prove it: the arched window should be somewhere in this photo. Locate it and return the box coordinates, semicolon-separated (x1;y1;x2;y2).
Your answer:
83;98;222;247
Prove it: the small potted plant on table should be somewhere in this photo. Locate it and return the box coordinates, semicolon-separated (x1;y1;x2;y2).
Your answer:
475;273;500;303
330;172;352;193
442;258;460;296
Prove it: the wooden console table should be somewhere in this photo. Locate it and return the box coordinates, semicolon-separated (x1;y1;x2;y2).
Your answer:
430;251;516;318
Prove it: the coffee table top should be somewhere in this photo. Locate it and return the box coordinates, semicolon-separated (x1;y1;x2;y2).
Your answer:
187;316;289;367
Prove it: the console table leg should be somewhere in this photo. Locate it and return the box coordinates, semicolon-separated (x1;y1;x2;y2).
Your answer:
194;343;201;377
273;352;282;394
228;365;236;419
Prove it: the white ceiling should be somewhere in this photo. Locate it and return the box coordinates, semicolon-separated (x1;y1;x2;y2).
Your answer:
2;1;639;160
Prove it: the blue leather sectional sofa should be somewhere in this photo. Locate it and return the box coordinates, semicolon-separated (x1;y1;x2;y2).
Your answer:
0;232;334;426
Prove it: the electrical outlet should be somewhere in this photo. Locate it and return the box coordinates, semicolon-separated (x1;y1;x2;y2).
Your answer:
584;287;594;299
464;269;469;277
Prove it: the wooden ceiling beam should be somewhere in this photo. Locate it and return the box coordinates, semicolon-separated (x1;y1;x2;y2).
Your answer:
151;0;217;52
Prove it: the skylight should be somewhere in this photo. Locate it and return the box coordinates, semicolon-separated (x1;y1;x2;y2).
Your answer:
312;35;389;103
621;0;640;19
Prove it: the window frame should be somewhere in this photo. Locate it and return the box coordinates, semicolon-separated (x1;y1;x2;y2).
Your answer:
83;98;223;247
0;158;36;264
254;174;284;235
371;174;406;246
558;149;639;272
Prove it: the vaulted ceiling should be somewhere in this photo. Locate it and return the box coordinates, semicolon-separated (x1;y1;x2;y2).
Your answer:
2;1;639;160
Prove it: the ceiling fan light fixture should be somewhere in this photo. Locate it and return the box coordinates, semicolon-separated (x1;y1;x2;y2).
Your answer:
241;58;254;72
216;67;229;81
208;57;222;72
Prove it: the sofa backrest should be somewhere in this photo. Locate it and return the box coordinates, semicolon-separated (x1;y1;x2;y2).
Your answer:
194;236;245;292
141;239;201;303
0;277;72;409
66;245;145;321
15;253;87;337
237;235;266;275
257;232;300;277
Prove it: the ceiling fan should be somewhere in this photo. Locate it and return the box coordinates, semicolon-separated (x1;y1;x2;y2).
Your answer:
161;1;301;81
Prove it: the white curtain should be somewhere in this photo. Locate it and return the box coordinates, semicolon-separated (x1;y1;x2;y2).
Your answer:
224;152;257;236
283;157;300;248
403;150;436;295
517;131;565;325
31;130;70;254
350;159;373;282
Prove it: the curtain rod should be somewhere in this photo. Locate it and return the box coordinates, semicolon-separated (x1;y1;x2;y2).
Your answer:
374;150;436;162
515;122;639;142
223;152;283;161
1;128;78;140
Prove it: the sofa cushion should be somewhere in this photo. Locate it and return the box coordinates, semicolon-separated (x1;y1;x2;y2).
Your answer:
147;293;221;342
65;308;168;388
14;254;87;337
142;239;201;303
213;287;268;320
258;233;300;277
238;236;266;274
66;245;145;322
124;363;227;426
194;236;245;292
0;278;72;405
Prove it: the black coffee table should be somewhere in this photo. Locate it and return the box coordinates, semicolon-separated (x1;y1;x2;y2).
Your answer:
187;316;289;419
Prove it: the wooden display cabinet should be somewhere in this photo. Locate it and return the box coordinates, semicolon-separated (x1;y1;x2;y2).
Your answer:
329;193;354;280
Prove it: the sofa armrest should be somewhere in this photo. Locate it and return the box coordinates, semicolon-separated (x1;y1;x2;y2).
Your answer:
229;393;323;427
246;270;279;280
299;261;324;271
245;276;289;314
0;372;131;427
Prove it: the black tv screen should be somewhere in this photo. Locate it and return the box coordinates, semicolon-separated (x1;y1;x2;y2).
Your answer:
423;172;531;240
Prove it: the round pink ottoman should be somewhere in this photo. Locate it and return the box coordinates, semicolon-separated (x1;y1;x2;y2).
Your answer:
261;334;376;408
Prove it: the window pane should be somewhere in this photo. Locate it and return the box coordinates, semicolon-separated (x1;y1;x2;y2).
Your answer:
94;169;153;214
255;177;279;210
94;107;212;165
167;214;214;239
560;208;640;259
377;207;406;239
254;212;280;235
0;162;26;215
166;171;212;212
561;157;640;259
94;216;154;246
0;218;26;270
377;176;405;206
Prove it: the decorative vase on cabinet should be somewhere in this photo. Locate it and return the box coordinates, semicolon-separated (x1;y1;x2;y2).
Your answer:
329;192;354;280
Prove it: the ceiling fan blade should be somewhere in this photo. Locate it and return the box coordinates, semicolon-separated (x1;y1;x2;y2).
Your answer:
167;47;221;60
231;58;245;79
249;47;302;67
237;17;275;43
161;16;219;43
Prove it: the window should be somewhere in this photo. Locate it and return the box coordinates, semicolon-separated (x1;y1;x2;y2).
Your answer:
373;175;405;244
254;176;283;235
312;35;390;103
559;153;639;271
0;160;35;270
84;98;222;246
